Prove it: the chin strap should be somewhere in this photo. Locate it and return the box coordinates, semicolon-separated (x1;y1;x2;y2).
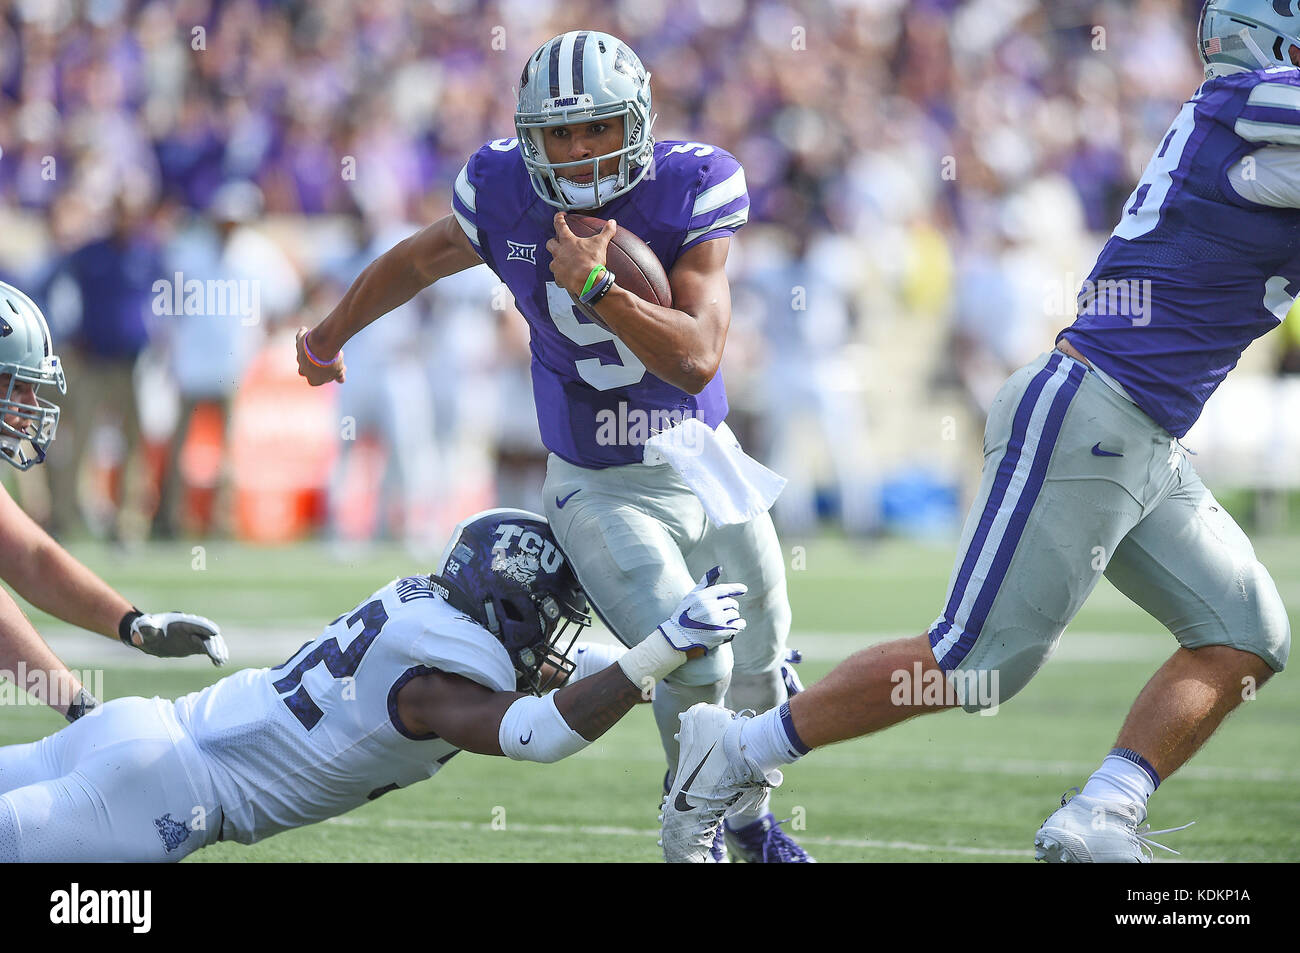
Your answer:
1240;26;1279;69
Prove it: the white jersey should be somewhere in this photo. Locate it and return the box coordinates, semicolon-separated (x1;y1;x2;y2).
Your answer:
172;576;516;844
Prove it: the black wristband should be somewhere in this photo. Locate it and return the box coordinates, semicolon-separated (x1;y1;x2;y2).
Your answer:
118;608;144;646
65;688;100;723
582;269;615;305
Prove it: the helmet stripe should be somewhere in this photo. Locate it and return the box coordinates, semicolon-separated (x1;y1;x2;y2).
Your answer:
547;36;562;98
557;32;577;97
571;31;588;95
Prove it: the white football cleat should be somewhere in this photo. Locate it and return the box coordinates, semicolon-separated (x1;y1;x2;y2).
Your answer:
659;704;782;863
1034;791;1194;863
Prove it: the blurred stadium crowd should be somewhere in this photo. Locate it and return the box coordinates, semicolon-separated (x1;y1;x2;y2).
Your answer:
1;0;1296;549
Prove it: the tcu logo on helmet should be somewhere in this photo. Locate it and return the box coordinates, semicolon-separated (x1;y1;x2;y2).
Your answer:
1275;0;1299;17
491;523;564;583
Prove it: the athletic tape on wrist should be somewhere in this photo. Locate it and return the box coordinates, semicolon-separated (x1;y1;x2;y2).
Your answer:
617;629;686;692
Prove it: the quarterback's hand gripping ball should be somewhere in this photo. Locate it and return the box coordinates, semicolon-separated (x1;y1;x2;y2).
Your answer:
547;212;616;297
656;566;747;656
125;611;230;666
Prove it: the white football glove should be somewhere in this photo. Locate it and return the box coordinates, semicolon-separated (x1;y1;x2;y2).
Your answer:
655;567;747;655
122;610;229;666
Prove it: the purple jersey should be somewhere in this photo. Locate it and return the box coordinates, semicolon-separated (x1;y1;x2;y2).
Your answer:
1063;68;1300;438
451;138;748;467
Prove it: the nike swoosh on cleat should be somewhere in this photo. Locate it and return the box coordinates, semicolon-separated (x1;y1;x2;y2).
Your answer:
555;489;580;508
520;731;533;745
674;741;719;813
1091;443;1123;457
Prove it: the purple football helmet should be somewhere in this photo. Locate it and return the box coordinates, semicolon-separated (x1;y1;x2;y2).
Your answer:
433;508;591;694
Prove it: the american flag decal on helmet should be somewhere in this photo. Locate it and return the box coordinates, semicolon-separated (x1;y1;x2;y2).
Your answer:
1204;36;1222;55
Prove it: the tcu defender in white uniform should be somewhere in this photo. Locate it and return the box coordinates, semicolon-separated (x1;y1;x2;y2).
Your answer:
0;509;748;861
296;31;808;861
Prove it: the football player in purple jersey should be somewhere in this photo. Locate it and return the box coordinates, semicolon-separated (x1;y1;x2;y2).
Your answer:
296;31;809;861
659;0;1293;863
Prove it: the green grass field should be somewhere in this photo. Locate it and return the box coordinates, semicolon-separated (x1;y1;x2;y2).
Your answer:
2;531;1297;863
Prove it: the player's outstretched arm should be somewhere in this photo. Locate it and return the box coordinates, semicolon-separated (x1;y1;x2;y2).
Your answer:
404;663;646;759
0;485;227;667
296;214;483;386
0;584;92;720
547;213;731;394
404;568;747;762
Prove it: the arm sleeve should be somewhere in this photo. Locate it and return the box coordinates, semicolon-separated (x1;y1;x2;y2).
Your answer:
497;691;590;763
681;151;750;252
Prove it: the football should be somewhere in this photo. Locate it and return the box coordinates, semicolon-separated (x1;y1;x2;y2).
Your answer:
564;213;672;330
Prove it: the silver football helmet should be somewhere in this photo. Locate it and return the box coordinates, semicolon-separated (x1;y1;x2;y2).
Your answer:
514;31;656;210
0;281;65;470
1199;0;1300;78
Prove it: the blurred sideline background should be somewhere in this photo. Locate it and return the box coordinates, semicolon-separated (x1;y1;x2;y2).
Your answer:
2;0;1299;555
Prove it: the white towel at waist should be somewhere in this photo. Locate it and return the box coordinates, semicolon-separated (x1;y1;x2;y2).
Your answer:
642;419;786;526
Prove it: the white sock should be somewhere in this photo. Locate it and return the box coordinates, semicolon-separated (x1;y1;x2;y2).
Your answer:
736;701;810;776
726;702;813;827
1080;752;1158;806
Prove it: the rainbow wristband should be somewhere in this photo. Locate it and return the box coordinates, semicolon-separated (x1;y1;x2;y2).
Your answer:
302;331;338;368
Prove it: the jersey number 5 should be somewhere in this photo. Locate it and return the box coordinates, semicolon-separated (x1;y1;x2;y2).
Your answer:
545;281;647;390
272;600;389;730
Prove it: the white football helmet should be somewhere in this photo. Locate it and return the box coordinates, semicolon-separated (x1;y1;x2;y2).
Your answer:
514;31;656;210
1199;0;1300;78
0;281;65;470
